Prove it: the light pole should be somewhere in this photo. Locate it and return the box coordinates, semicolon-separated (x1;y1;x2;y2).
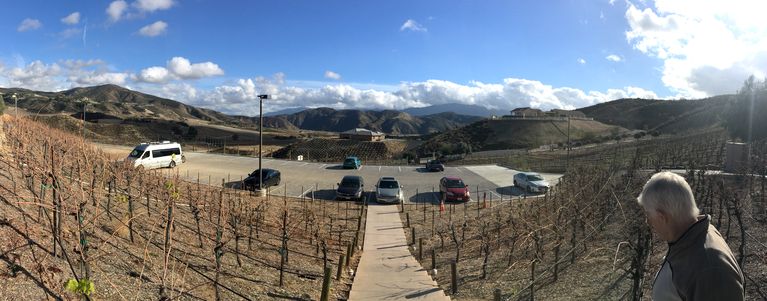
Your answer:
12;93;18;119
257;94;270;194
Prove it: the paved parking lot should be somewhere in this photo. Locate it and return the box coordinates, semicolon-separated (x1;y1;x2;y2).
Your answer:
168;152;562;203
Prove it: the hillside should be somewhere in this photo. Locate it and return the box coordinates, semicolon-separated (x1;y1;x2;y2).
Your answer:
403;103;508;117
0;84;236;124
417;118;625;155
263;107;482;135
577;95;733;133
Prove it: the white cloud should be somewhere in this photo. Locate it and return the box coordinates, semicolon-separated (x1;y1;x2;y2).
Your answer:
138;21;168;37
400;19;427;32
135;57;224;83
606;54;622;62
17;18;42;32
59;28;83;39
609;0;616;5
107;1;128;21
578;58;587;64
167;57;224;79
1;58;661;116
624;0;767;97
61;12;81;25
324;70;341;80
136;66;171;83
134;0;174;12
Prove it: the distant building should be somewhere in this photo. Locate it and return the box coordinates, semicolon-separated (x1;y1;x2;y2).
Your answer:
339;128;386;141
510;107;543;117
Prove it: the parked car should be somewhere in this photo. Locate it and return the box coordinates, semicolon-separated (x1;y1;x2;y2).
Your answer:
336;175;365;201
425;160;445;172
439;176;470;202
243;168;281;190
343;156;362;169
513;172;550;194
375;177;404;204
127;141;185;169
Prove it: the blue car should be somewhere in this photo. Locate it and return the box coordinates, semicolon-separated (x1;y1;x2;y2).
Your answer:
343;156;362;169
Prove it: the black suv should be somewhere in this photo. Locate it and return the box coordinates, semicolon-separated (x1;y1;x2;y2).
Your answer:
336;175;365;201
243;168;281;190
426;160;445;172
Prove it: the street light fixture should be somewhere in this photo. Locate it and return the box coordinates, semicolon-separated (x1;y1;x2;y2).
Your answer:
257;94;270;195
12;93;18;119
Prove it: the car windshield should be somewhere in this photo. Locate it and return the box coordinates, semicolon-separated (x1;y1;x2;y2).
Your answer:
527;175;544;181
344;158;356;164
128;148;144;158
378;181;399;189
445;179;465;188
340;179;360;188
251;170;269;178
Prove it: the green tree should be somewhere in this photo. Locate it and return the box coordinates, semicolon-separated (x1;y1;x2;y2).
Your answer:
726;75;767;142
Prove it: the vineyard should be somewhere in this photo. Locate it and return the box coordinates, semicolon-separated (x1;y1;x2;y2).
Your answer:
271;138;414;164
458;129;729;173
0;116;366;300
401;153;767;299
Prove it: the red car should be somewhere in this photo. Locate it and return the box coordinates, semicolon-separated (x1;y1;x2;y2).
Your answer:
439;176;470;202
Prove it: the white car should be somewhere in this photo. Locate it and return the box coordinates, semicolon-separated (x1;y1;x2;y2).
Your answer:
513;172;550;194
127;141;185;169
375;177;404;204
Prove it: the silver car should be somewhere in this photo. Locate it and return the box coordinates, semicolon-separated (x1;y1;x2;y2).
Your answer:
513;172;550;194
375;177;404;204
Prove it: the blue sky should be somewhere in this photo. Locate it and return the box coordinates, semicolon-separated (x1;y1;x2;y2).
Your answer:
2;0;765;115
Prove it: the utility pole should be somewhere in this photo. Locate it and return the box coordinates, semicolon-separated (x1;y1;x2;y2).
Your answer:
566;116;570;174
257;94;270;195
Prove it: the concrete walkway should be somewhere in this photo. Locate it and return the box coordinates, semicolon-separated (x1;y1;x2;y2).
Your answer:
349;204;450;301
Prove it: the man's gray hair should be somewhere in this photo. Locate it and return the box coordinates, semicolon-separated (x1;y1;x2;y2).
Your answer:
637;171;700;219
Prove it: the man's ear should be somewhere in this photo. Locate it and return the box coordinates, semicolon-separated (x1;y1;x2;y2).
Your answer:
654;209;669;225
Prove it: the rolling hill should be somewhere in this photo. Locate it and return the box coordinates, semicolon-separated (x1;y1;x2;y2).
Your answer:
577;95;734;133
416;118;626;155
262;107;483;135
403;103;509;117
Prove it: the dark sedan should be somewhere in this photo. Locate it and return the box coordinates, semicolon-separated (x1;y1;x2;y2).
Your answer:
426;160;445;172
336;175;365;201
243;168;281;190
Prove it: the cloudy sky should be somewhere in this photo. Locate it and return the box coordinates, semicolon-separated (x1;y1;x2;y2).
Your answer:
1;0;765;115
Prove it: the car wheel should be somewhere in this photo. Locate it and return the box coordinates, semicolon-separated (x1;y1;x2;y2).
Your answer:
169;161;176;168
526;185;532;193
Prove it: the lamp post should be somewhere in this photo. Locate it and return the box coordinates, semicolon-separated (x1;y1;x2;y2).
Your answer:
257;94;270;195
12;93;18;119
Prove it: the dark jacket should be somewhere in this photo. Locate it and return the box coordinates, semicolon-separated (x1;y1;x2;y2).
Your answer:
653;215;744;301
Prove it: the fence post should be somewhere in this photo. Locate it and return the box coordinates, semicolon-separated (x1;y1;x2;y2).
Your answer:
320;266;332;301
406;213;410;228
432;249;437;270
451;261;458;295
337;254;345;280
494;289;502;301
411;227;416;246
419;238;423;260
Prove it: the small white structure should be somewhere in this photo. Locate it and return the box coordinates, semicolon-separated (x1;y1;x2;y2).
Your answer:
297;155;304;161
339;128;386;141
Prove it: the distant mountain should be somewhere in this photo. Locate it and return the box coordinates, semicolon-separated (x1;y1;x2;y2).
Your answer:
0;84;236;124
577;95;734;133
262;107;483;135
404;103;508;117
265;107;310;117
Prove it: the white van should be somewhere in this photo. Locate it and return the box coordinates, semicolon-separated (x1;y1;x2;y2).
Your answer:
127;141;185;169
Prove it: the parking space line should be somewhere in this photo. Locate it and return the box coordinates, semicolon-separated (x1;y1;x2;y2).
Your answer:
378;166;381;172
300;162;309;166
455;167;464;173
398;166;402;173
319;164;327;169
294;186;314;198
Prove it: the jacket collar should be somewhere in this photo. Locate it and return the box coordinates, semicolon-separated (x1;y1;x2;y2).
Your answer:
668;214;709;254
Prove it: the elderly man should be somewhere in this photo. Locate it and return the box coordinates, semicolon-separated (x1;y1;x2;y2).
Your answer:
637;171;744;301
